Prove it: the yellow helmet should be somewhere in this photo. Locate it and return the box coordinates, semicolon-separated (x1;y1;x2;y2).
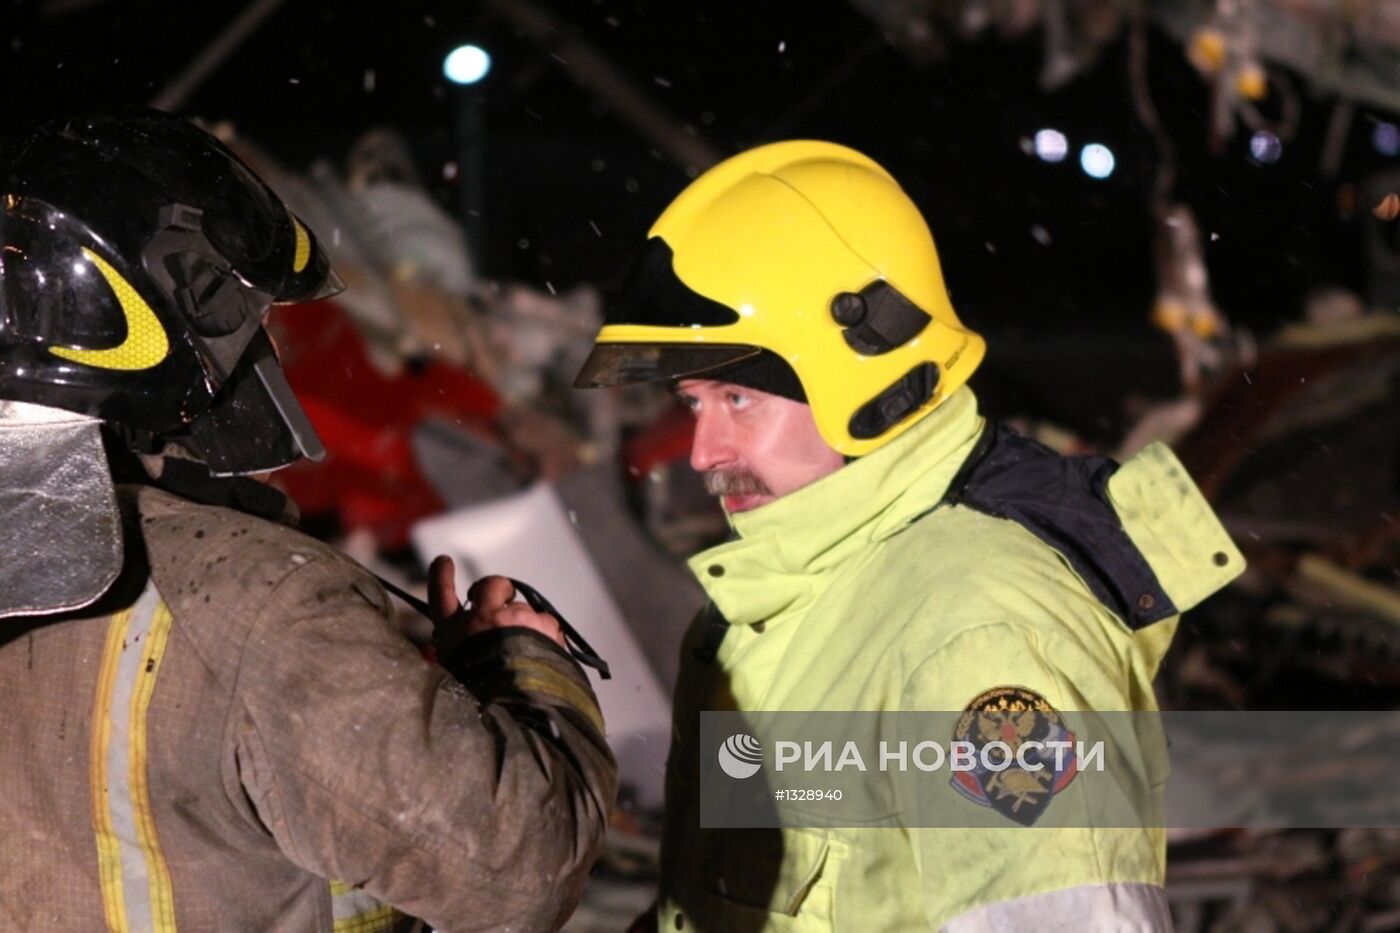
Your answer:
575;140;985;456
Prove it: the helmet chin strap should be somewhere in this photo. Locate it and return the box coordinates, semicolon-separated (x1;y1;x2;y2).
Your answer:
0;402;124;620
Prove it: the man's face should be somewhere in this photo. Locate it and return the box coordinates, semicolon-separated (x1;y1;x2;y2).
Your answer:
676;378;846;513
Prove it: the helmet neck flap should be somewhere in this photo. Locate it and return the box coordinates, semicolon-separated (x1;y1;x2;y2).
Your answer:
0;400;121;620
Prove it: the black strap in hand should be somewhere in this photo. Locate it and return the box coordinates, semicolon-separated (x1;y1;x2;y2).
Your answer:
375;573;612;680
508;578;612;680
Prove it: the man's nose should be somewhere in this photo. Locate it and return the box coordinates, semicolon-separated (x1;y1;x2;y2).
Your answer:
689;410;734;473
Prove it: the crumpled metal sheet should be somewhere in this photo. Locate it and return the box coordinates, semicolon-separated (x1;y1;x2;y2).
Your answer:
0;400;122;620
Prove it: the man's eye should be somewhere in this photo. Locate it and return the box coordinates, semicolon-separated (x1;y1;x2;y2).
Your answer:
727;392;750;408
680;396;700;411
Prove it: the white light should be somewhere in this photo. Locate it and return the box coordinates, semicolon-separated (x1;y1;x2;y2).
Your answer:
738;303;755;317
1374;122;1400;157
444;45;491;85
1033;129;1068;163
1080;143;1115;179
1249;130;1282;164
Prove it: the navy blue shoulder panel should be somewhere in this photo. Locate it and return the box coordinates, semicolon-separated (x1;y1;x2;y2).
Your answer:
941;423;1177;630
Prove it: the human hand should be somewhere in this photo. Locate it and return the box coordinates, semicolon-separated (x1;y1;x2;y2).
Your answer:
428;557;566;657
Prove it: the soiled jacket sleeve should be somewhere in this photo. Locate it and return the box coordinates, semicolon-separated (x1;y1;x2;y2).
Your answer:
228;555;617;932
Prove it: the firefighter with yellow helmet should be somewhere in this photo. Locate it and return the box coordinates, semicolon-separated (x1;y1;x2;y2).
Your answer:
578;141;1243;930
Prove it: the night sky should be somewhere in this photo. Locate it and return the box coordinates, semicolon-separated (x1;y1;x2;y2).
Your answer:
6;0;1397;435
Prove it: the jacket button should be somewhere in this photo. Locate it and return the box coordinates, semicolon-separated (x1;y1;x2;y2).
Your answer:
708;565;725;578
753;622;767;633
675;913;685;930
1138;594;1156;611
1213;551;1229;566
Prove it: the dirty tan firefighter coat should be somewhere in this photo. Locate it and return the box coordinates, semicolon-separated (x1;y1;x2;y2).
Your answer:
0;485;616;932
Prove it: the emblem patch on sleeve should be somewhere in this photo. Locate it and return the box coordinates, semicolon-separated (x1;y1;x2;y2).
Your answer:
949;686;1079;826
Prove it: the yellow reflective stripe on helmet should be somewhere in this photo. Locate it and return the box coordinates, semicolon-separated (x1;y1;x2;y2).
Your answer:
51;247;170;371
89;581;178;932
329;880;399;932
292;218;311;273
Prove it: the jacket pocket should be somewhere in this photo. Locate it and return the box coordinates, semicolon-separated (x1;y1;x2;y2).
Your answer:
700;828;840;927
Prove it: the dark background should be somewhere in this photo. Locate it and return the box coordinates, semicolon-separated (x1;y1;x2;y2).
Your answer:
4;0;1394;436
8;8;1400;926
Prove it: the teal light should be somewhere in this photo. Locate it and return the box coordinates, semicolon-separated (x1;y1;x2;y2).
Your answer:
444;45;491;85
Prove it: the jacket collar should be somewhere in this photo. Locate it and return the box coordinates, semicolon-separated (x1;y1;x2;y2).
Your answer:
689;387;985;625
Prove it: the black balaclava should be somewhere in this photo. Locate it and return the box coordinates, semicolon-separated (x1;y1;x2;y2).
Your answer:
704;348;807;402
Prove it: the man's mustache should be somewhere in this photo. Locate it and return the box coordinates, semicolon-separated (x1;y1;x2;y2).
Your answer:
703;469;771;497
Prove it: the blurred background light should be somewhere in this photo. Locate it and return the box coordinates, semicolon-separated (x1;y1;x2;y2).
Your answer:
444;44;491;85
1034;128;1069;163
1080;142;1115;179
1249;130;1282;164
1373;121;1400;156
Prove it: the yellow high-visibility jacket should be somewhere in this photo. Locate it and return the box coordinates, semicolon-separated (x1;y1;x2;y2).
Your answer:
658;387;1243;931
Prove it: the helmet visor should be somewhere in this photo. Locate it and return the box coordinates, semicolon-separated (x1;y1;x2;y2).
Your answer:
0;197;137;353
574;342;760;388
280;264;345;304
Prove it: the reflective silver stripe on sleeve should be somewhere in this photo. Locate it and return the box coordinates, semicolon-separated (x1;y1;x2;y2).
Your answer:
942;882;1172;932
91;580;179;932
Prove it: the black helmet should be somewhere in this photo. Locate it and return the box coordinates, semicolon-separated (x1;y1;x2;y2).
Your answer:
0;110;342;475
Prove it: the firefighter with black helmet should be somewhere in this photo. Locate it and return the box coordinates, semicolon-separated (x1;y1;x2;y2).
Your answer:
0;111;615;931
